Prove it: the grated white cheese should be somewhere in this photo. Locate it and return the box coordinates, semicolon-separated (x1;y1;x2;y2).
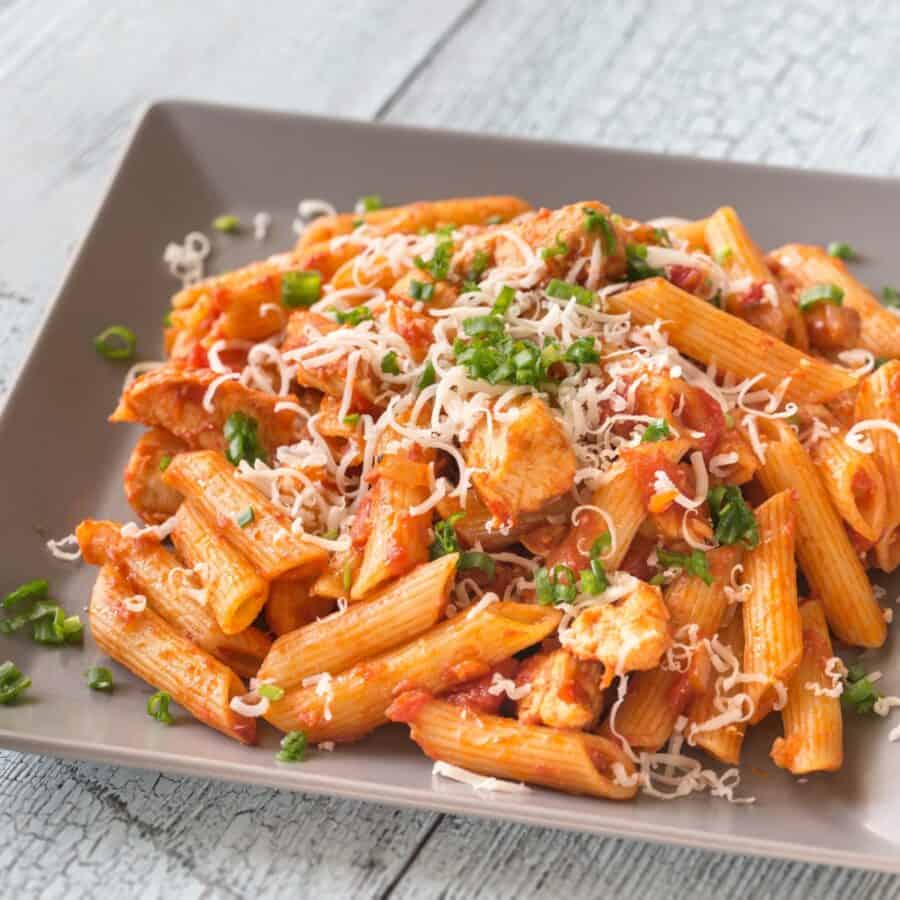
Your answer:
432;760;531;794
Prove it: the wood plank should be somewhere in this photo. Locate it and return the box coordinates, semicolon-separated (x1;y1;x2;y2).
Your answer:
0;0;471;400
0;749;440;898
390;814;900;900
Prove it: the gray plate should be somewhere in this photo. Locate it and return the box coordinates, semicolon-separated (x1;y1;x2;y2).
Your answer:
1;101;898;872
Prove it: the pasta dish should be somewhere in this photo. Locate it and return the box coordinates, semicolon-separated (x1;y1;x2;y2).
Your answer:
11;194;900;802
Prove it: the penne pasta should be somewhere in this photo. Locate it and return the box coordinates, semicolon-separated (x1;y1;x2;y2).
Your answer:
265;578;336;636
163;450;327;580
812;431;887;543
687;613;747;765
258;554;457;689
90;565;255;744
76;519;270;677
756;420;886;647
855;361;900;572
705;206;808;349
388;694;637;800
771;600;843;774
606;278;855;403
172;500;270;636
263;602;561;740
741;490;803;723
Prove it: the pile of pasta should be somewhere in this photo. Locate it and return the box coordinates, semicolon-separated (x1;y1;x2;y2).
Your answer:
75;194;900;802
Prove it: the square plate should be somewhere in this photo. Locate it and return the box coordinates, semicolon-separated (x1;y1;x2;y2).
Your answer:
2;100;898;872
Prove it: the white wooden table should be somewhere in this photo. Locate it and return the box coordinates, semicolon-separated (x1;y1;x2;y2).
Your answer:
2;1;900;896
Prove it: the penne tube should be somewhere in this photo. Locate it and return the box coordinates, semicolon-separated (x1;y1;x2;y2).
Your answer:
76;519;270;678
606;278;855;403
607;546;739;750
771;600;843;774
741;490;803;723
258;554;457;689
705;207;807;349
295;195;532;251
769;244;900;359
263;601;561;740
172;501;269;636
812;431;887;543
687;613;746;765
351;446;434;600
666;217;709;251
163;450;327;580
856;361;900;572
547;438;689;573
757;420;886;647
265;578;335;636
90;565;255;744
387;694;637;800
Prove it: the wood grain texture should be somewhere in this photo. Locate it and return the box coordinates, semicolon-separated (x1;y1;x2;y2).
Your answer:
3;0;900;897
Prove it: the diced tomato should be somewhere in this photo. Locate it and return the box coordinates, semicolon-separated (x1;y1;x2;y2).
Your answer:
667;265;703;294
444;658;519;716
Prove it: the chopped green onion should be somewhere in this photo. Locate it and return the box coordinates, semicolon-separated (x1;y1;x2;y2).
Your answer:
468;249;491;285
417;360;437;390
582;208;617;254
827;242;856;261
3;579;48;609
321;529;339;541
87;666;113;692
236;507;255;528
724;412;735;428
843;664;881;714
63;615;83;641
281;270;322;308
162;311;173;327
429;512;464;559
158;454;173;472
352;218;364;229
545;278;595;306
32;606;69;645
563;337;599;366
798;283;844;311
409;279;435;301
356;194;383;213
462;315;505;338
625;244;664;282
535;564;578;606
485;214;504;226
0;661;31;705
491;285;515;316
882;287;900;309
458;551;496;578
714;246;733;265
652;227;672;247
147;690;174;725
414;230;454;281
223;412;266;467
540;232;569;261
641;419;672;443
342;561;353;592
332;305;372;326
93;325;137;361
381;351;401;375
656;548;713;586
212;214;241;234
343;413;361;427
708;485;759;548
258;683;284;701
277;730;308;762
874;357;889;370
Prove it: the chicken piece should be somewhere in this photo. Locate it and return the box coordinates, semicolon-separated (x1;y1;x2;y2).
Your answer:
280;309;380;407
516;648;605;730
443;658;520;716
494;201;628;281
386;302;436;361
463;395;576;524
562;578;671;686
110;368;304;454
123;428;187;524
